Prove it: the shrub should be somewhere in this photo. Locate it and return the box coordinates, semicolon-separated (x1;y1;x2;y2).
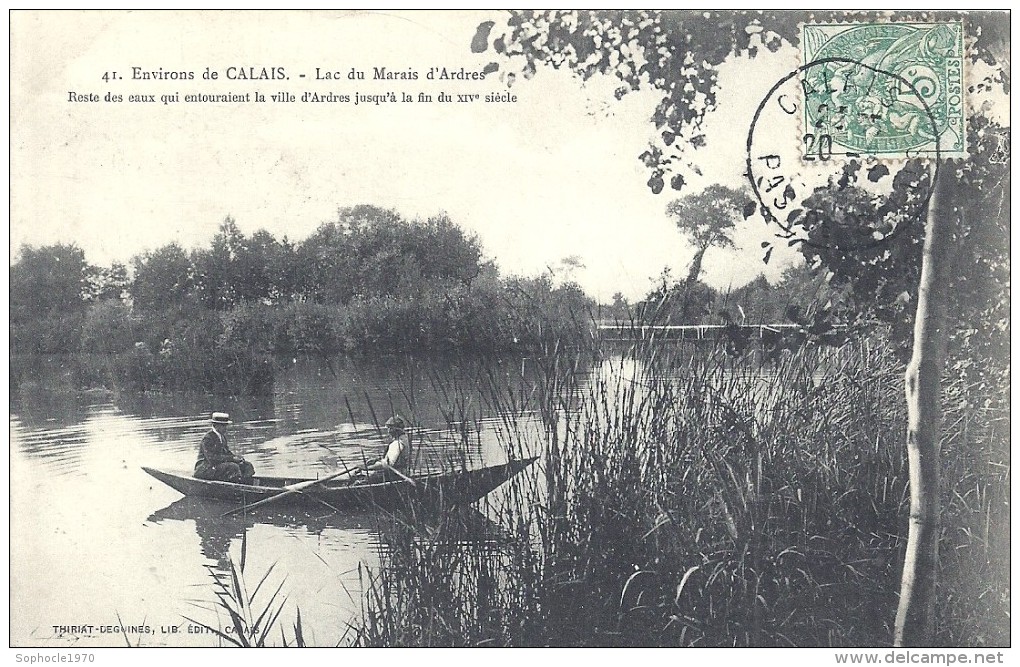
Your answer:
81;300;136;353
275;302;346;355
11;312;84;354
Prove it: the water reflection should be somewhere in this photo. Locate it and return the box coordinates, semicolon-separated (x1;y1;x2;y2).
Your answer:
147;496;511;567
9;352;551;647
144;493;515;647
147;497;392;572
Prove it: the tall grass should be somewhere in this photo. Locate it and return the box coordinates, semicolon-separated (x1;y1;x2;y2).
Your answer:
350;508;545;646
536;342;906;646
350;335;1009;647
187;531;306;647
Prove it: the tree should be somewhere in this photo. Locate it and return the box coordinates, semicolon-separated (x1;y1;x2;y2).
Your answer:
639;275;715;325
232;229;279;305
10;243;90;317
10;243;92;353
796;124;1009;375
410;212;484;286
475;10;1008;646
193;216;244;310
85;261;130;302
794;123;1009;645
297;205;485;304
603;292;630;321
665;185;743;320
266;236;302;303
551;254;586;285
130;243;196;312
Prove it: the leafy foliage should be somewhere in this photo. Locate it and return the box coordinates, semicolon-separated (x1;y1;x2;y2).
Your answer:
10;207;596;393
477;11;794;193
633;262;843;340
130;243;196;312
482;9;1009;387
297;205;483;305
793;118;1010;380
479;11;1006;192
10;243;90;318
81;300;137;354
662;185;746;320
666;185;741;260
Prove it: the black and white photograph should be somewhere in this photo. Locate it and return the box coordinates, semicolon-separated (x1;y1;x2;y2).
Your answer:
8;9;1011;658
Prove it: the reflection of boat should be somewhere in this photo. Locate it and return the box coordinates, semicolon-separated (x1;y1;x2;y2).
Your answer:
147;495;510;540
146;495;384;531
147;496;514;570
146;496;397;577
142;457;538;511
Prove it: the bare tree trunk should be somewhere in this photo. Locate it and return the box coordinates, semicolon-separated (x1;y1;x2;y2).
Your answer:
680;245;708;322
894;171;956;646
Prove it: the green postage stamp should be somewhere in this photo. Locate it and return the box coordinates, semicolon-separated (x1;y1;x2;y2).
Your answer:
800;22;966;159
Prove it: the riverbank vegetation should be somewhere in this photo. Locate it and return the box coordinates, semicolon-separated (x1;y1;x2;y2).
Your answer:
13;200;1007;647
471;10;1008;645
349;335;1008;647
10;205;592;393
10;202;847;397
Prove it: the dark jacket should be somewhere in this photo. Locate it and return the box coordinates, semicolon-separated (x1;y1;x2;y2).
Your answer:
195;428;239;471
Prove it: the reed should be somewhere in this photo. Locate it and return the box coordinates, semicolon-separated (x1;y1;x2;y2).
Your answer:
187;531;306;647
349;334;1007;646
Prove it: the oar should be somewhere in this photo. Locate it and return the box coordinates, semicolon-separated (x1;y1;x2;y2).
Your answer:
381;463;418;488
224;434;416;515
222;466;363;517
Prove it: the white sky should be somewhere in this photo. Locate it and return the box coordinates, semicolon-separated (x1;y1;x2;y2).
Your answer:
8;10;888;301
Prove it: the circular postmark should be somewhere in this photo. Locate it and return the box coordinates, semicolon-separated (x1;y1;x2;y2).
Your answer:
746;57;940;251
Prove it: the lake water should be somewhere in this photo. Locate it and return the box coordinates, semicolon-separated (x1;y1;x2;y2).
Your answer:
10;347;805;647
9;355;549;648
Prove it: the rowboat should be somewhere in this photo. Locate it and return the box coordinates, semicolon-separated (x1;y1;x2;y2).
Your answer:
142;457;538;511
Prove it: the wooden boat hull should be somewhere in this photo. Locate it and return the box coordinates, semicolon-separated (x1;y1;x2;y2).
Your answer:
142;457;538;511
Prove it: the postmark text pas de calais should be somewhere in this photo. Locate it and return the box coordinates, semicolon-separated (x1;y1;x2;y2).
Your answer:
800;22;965;160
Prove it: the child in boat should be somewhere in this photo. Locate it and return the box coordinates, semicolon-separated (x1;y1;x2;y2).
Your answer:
355;415;411;483
193;412;255;484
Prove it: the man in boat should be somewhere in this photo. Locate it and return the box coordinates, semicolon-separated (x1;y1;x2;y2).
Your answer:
355;415;412;483
193;412;255;484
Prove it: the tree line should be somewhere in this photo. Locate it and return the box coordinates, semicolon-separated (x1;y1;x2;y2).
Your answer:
10;205;592;392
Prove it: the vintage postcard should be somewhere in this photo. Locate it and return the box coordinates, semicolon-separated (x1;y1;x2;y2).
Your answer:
8;10;1010;658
